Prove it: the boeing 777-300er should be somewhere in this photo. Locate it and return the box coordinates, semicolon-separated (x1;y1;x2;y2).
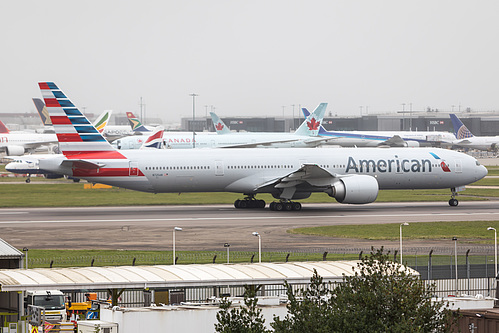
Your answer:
114;104;328;149
450;114;499;152
302;108;456;148
37;82;487;210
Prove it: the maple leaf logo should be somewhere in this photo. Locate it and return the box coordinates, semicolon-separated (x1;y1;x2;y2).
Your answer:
307;117;320;130
215;122;224;131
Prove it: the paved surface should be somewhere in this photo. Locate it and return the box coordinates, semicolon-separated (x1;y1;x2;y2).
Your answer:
1;201;498;254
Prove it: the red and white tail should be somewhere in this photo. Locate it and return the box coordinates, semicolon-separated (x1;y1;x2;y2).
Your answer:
141;126;164;149
0;120;9;133
38;82;126;160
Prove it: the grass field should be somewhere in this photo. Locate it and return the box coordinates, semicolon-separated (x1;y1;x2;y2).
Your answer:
289;220;499;243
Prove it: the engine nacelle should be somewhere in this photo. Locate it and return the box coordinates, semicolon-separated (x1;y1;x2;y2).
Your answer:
404;140;420;147
6;145;25;156
272;192;311;200
326;175;379;204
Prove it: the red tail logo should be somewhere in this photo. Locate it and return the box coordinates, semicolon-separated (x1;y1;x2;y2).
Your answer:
215;122;224;131
307;117;320;130
440;161;451;172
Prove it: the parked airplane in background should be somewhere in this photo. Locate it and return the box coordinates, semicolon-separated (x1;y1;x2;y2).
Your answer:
450;114;499;152
126;112;152;132
302;108;456;147
37;82;486;209
114;104;328;149
0;122;58;156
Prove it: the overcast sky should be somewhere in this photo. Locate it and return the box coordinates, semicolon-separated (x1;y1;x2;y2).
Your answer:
1;1;498;124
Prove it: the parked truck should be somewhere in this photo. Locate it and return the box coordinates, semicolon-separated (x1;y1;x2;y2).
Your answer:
25;290;67;323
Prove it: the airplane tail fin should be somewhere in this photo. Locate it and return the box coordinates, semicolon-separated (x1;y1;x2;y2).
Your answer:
210;112;231;134
294;103;327;136
450;114;474;139
141;126;164;149
0;120;9;133
33;98;52;126
126;112;151;132
301;107;311;118
38;82;126;159
93;110;113;133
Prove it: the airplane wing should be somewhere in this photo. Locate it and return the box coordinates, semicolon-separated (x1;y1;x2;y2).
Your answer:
255;163;337;192
379;135;406;147
216;137;333;148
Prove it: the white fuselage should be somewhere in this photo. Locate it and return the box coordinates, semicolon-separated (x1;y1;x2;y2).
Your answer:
453;136;499;151
40;147;487;197
0;132;58;154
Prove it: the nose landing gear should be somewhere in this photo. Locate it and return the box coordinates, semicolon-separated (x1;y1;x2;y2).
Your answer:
449;187;459;207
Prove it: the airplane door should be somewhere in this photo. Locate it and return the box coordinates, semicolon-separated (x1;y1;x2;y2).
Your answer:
454;159;462;173
215;161;224;176
129;161;139;176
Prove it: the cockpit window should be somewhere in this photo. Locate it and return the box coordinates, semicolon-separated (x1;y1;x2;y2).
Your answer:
475;160;481;166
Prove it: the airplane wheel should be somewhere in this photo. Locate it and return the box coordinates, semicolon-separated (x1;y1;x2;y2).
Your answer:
449;199;459;207
269;202;276;211
25;178;31;183
234;199;241;209
292;202;302;211
284;203;293;211
257;200;266;208
239;200;248;208
274;202;284;211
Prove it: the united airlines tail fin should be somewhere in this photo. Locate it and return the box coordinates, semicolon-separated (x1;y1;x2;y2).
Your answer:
126;112;151;132
210;112;231;134
450;114;474;139
38;82;125;159
294;103;327;136
141;127;164;149
0;120;9;133
33;98;52;126
93;110;113;133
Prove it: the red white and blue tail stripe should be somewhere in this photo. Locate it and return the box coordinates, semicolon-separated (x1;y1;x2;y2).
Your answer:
141;126;164;149
38;82;126;160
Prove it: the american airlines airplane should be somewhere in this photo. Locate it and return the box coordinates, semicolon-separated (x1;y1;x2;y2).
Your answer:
450;114;499;151
302;108;456;147
114;104;329;149
38;82;487;210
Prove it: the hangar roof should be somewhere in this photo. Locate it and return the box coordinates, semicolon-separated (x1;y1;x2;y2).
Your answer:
0;238;23;259
0;260;409;292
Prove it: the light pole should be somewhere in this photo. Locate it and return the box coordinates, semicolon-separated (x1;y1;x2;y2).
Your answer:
189;93;198;148
488;227;497;278
453;237;458;296
22;247;28;269
252;232;261;263
173;227;183;265
224;243;230;264
400;223;409;264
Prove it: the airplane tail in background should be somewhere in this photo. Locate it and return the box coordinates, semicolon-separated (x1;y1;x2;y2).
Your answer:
0;120;9;133
38;82;125;159
210;112;231;134
126;112;151;132
294;103;327;136
450;114;474;140
141;127;164;149
93;110;113;133
33;98;52;126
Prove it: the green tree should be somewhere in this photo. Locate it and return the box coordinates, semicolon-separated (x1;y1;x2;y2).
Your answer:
272;247;452;333
215;285;271;333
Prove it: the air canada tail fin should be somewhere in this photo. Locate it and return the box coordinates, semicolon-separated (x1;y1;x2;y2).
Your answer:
94;110;113;133
126;112;151;132
33;98;52;126
141;127;164;149
38;82;125;159
210;112;231;134
0;120;9;133
450;114;474;139
294;103;327;136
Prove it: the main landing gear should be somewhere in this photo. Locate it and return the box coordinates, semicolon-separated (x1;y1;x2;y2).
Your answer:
234;196;266;209
269;200;302;211
449;187;459;207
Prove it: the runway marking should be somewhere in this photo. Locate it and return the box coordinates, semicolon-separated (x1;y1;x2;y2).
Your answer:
1;212;499;224
0;212;28;215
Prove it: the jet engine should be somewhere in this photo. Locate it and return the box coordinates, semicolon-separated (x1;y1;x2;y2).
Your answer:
404;141;420;147
6;145;25;156
326;175;379;204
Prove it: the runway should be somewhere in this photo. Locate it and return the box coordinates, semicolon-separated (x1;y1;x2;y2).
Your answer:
1;201;498;253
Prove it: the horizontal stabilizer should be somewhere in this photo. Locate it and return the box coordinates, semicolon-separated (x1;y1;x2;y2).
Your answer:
61;159;105;169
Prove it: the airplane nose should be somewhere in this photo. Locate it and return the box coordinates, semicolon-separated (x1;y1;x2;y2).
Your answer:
481;165;488;178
